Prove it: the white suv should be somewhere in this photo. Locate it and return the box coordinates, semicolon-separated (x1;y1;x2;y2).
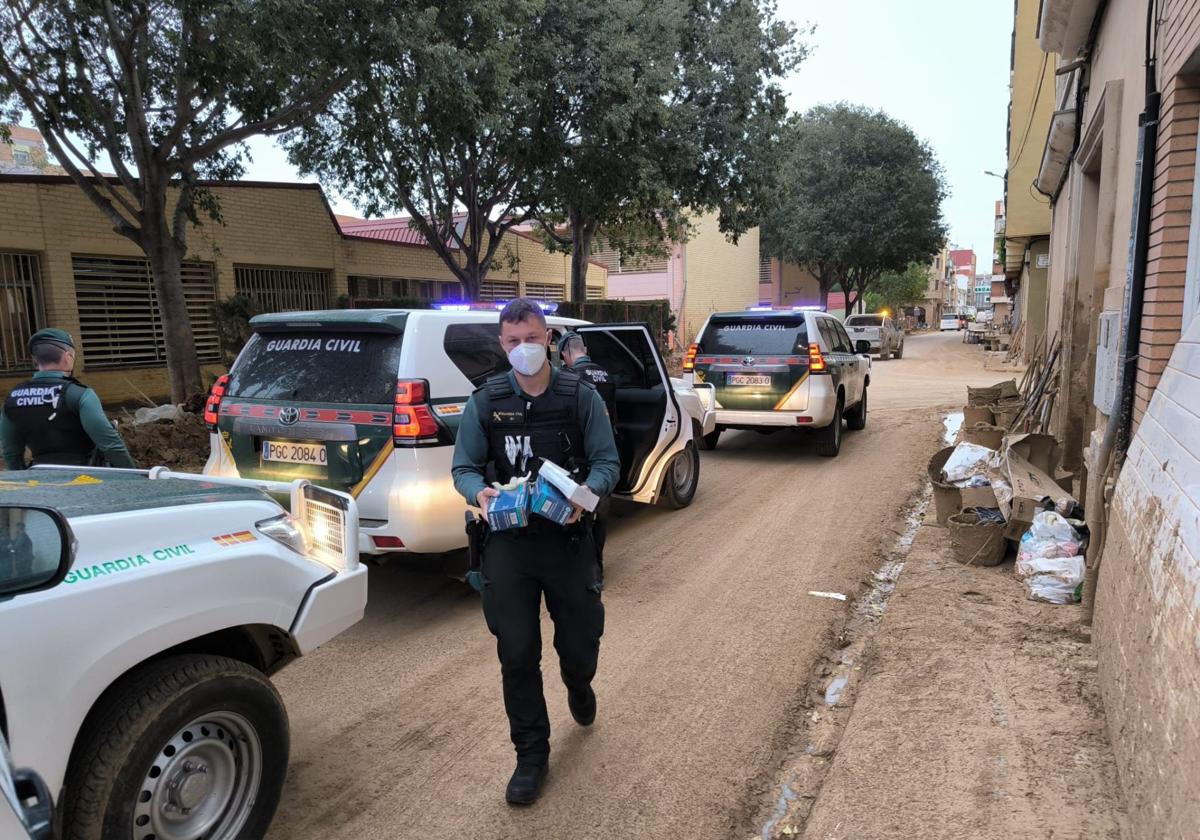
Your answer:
204;308;715;555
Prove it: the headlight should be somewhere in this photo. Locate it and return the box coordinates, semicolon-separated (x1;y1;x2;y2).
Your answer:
299;484;357;571
256;513;310;555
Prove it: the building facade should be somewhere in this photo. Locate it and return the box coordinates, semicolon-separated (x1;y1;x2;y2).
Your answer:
0;176;604;403
602;211;761;343
1026;0;1200;833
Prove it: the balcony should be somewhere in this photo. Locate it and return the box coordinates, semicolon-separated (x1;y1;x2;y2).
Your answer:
1037;0;1103;59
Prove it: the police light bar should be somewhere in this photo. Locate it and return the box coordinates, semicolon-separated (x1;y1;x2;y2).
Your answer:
432;299;560;314
792;305;825;311
744;304;826;312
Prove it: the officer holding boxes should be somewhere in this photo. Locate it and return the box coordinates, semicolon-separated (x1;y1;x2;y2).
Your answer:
451;298;620;806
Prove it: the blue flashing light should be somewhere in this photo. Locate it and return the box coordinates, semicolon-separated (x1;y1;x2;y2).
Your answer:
432;302;472;311
746;305;774;312
432;298;561;314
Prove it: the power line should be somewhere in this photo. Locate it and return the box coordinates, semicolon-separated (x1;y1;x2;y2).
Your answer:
1010;52;1050;170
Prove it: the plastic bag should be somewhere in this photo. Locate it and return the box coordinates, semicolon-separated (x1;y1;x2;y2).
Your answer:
1022;556;1085;604
1015;511;1085;603
955;474;992;488
1026;511;1077;543
942;442;996;483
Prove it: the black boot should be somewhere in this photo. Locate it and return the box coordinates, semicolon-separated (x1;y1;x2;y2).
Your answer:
568;686;596;726
505;762;548;805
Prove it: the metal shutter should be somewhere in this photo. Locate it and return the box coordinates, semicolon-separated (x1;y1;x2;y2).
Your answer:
0;252;45;374
72;256;219;369
585;286;605;301
523;283;565;302
478;280;518;302
234;265;330;312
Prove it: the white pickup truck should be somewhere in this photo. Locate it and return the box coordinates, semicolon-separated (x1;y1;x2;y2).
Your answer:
0;466;367;840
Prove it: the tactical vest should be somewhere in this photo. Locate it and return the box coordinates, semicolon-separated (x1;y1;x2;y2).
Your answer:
476;370;590;485
2;376;95;466
573;360;617;423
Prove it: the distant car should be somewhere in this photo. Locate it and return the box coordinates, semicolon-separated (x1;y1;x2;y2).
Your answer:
940;314;961;331
845;314;904;360
684;307;871;457
205;307;715;556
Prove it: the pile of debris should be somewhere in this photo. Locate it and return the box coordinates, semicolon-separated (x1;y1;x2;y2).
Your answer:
929;379;1088;603
117;404;210;473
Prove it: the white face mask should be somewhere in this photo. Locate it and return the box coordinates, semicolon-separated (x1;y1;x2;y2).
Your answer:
508;342;547;376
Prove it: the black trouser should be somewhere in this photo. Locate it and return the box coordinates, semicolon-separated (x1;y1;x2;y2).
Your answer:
480;524;604;766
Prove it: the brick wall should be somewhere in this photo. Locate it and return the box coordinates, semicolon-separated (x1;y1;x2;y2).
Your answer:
1094;316;1200;838
0;177;604;403
679;211;760;341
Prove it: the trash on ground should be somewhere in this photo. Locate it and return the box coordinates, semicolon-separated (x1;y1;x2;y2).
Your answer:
966;380;1020;407
132;404;184;425
808;591;848;601
1015;512;1085;603
942;442;996;483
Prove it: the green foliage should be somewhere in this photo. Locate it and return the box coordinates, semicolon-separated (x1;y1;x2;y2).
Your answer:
871;263;931;313
287;1;551;300
534;0;805;299
557;299;677;352
210;295;260;365
760;103;948;309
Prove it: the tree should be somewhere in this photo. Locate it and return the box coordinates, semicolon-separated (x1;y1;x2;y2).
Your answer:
761;104;947;313
534;0;803;302
868;262;930;314
0;0;381;401
288;0;554;302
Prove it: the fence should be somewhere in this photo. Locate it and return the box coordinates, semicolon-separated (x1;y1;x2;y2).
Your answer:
0;252;44;374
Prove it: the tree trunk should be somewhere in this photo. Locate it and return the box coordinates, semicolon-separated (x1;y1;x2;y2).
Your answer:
818;283;830;310
142;202;203;404
568;210;598;304
461;259;484;303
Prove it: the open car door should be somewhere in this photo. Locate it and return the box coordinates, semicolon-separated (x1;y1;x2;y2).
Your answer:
574;323;684;503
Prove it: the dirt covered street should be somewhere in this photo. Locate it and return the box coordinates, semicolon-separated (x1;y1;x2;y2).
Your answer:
266;332;998;840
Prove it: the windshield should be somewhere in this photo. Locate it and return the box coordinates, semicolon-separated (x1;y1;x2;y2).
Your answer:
698;317;808;355
229;331;403;404
846;315;883;327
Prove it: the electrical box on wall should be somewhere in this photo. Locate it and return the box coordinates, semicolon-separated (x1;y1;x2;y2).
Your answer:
1094;310;1121;415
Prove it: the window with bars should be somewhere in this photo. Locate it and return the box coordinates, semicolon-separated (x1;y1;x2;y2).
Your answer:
592;242;670;274
759;255;773;285
478;280;519;301
0;252;45;374
72;255;220;369
234;264;330;312
523;283;565;302
347;275;460;305
586;286;605;301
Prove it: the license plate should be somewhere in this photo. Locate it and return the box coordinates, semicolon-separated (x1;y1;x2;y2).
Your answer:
262;440;327;466
727;374;772;386
853;327;866;332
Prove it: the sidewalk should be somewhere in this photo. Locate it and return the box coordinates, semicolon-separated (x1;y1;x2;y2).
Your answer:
799;508;1130;840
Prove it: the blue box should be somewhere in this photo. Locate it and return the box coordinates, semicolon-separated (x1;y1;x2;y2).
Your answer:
531;476;574;525
487;482;529;531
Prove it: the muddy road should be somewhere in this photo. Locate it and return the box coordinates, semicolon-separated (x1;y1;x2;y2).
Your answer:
267;331;997;840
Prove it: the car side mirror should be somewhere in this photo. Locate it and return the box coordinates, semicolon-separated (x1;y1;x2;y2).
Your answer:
0;506;75;599
855;340;872;355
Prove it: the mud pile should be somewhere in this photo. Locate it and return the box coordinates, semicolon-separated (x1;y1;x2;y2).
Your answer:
120;409;210;472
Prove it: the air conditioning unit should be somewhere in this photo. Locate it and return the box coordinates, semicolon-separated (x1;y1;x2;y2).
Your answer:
1093;310;1121;415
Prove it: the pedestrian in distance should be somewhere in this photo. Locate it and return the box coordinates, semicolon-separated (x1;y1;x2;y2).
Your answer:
0;328;136;470
451;298;620;805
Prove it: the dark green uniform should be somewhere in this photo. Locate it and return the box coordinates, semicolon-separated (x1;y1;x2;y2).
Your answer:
451;367;619;767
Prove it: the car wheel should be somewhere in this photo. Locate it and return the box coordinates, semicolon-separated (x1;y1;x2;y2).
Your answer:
659;441;700;509
814;396;844;457
878;349;890;361
893;341;904;359
846;387;867;431
62;655;289;840
700;428;721;451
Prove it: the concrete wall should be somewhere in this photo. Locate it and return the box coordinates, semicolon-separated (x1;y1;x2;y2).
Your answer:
0;177;603;403
1094;316;1200;839
679;211;760;341
1005;0;1055;241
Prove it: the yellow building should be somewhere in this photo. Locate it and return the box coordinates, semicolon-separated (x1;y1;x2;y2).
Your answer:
0;175;605;403
1003;0;1056;350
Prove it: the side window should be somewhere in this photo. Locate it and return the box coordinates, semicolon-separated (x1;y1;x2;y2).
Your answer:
835;322;854;353
443;322;509;387
815;318;835;352
576;328;658;388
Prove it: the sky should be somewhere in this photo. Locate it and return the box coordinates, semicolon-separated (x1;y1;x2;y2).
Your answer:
230;0;1014;265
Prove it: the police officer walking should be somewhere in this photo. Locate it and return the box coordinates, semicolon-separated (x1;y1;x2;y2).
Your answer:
0;329;135;470
451;299;619;805
559;330;616;574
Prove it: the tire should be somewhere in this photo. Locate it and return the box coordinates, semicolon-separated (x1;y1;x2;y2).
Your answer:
893;341;904;359
814;396;844;457
846;387;868;431
878;349;890;361
700;428;721;451
62;654;289;840
659;441;700;509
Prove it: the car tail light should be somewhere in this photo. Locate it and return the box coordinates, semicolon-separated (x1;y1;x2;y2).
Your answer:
204;374;230;429
683;343;699;371
393;379;439;443
808;343;827;372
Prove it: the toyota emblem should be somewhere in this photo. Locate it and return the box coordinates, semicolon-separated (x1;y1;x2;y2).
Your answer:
742;357;756;366
279;407;301;426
